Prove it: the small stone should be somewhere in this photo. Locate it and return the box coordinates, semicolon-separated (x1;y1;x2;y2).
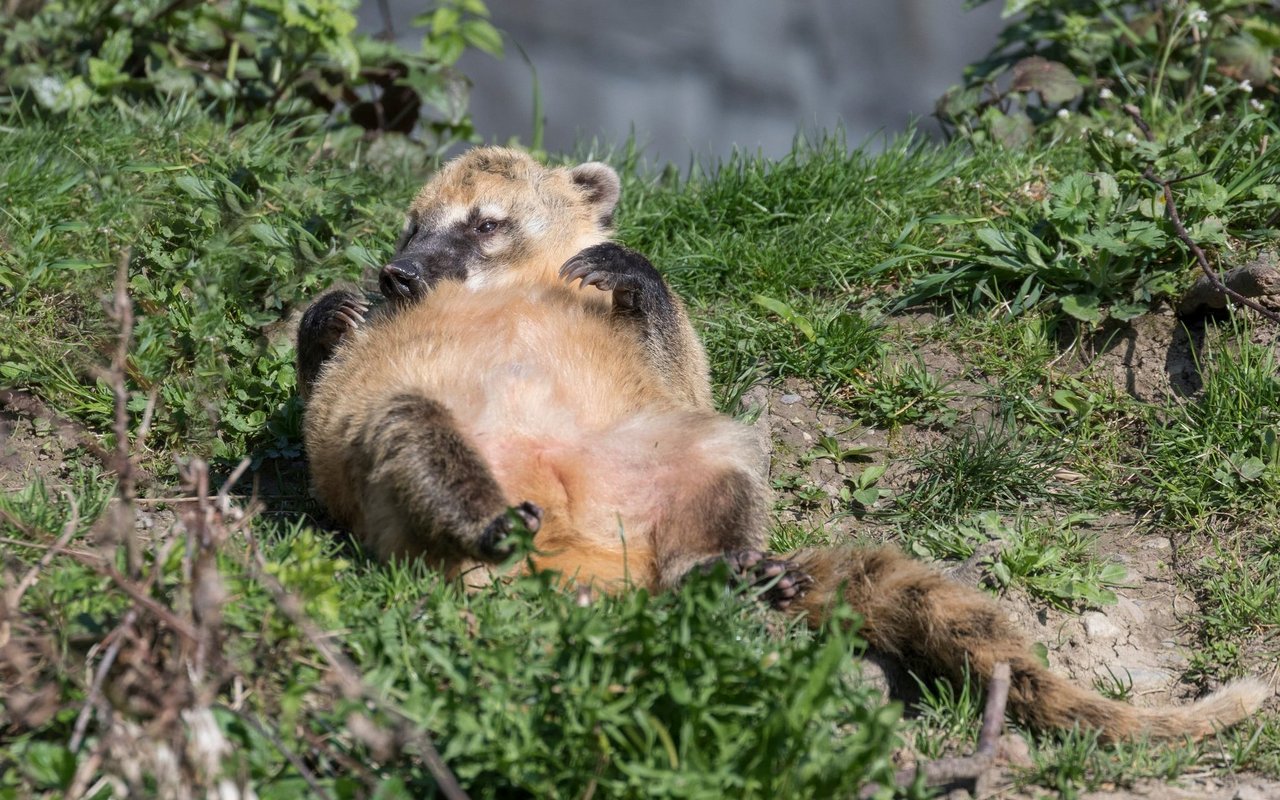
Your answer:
1142;537;1170;550
1081;611;1121;641
997;733;1032;768
1115;595;1146;625
1233;786;1269;800
779;393;802;405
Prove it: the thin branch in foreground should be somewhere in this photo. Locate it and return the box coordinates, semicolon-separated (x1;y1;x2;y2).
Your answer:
862;662;1013;798
1122;104;1280;326
235;485;470;800
102;247;143;578
6;493;79;611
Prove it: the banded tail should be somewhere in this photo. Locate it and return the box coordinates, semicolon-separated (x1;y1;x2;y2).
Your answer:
784;545;1270;742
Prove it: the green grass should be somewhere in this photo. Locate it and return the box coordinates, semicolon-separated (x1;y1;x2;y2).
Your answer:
2;97;1278;798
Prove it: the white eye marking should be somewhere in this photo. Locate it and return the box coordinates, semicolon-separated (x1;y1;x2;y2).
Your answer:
525;216;549;235
477;203;508;224
438;204;470;228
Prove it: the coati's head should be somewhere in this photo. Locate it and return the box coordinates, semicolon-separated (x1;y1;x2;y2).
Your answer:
381;147;621;302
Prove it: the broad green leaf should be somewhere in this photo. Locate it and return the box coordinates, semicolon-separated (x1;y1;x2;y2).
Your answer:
1060;294;1102;323
752;294;816;342
1010;56;1082;104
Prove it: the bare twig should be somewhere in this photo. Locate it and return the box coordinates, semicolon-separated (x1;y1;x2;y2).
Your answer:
219;706;336;800
7;493;79;609
976;662;1013;759
0;507;197;641
69;610;137;753
105;247;142;578
240;524;471;800
1122;104;1280;325
862;662;1013;798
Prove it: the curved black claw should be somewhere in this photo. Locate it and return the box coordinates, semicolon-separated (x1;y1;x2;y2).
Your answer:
558;242;671;314
701;549;815;611
475;501;543;561
297;290;370;399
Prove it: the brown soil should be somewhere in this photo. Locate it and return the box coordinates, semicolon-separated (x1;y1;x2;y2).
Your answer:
746;310;1279;799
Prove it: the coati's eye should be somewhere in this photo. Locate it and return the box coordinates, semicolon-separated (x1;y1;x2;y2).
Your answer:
394;220;419;255
475;219;502;235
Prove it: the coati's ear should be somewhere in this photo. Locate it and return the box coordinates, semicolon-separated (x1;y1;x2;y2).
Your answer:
569;162;621;229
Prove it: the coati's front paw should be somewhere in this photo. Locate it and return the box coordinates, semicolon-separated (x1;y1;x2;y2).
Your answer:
474;501;543;561
559;243;669;313
301;290;369;346
297;290;370;398
701;549;815;611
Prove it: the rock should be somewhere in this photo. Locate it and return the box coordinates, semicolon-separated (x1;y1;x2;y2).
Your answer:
997;733;1032;768
1179;252;1280;314
1081;611;1121;641
779;393;802;405
1115;595;1146;625
1233;785;1271;800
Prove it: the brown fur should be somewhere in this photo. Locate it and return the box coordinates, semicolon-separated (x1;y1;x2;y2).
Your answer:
302;146;1270;741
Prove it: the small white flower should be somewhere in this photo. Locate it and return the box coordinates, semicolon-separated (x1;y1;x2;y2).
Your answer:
1190;9;1209;24
1103;128;1115;138
1240;79;1253;93
1210;113;1222;121
1056;108;1070;120
1124;132;1138;144
1098;87;1114;100
1203;84;1218;97
1251;98;1265;112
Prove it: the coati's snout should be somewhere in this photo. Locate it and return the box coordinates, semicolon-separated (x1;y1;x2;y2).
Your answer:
380;220;474;302
380;257;433;302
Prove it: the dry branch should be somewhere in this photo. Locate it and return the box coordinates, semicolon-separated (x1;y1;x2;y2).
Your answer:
106;247;142;578
239;519;471;800
1122;104;1280;326
862;662;1013;799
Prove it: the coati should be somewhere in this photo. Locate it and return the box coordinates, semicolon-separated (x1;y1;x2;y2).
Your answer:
298;146;1269;742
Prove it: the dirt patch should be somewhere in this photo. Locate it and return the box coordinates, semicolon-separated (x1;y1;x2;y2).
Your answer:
1011;515;1197;701
749;310;1279;799
1073;305;1280;404
0;404;174;537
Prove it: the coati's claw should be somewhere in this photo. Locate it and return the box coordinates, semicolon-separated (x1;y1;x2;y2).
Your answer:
475;501;543;561
559;242;668;313
334;300;368;331
297;290;372;400
702;549;815;611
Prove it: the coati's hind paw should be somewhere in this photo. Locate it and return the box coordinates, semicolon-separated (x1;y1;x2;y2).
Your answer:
559;243;671;314
474;501;543;561
702;549;815;611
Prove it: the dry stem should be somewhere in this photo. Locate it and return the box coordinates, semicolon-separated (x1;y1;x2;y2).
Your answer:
1122;104;1280;326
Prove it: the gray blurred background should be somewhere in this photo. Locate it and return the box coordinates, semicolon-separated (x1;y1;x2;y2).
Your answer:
358;1;1005;163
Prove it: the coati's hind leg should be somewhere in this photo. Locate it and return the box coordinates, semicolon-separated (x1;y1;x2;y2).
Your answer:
297;288;369;402
647;459;812;610
357;393;543;563
695;550;815;611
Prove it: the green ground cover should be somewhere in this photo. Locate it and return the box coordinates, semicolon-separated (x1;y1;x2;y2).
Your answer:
2;1;1278;797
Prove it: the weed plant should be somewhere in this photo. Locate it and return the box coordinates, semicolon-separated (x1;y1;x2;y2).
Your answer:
3;0;1279;795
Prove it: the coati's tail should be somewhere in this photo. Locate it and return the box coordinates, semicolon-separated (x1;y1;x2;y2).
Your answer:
784;545;1271;742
